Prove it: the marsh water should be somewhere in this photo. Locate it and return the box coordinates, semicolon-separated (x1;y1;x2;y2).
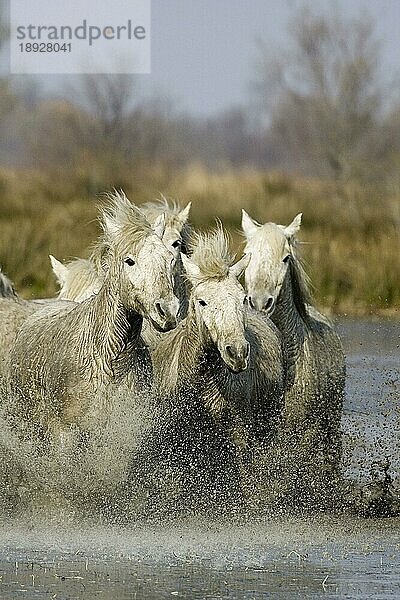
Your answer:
0;318;399;599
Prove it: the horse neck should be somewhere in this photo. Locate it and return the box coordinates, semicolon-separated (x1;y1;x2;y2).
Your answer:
81;271;142;381
176;299;208;384
173;257;189;319
182;299;206;363
156;299;203;400
272;267;307;362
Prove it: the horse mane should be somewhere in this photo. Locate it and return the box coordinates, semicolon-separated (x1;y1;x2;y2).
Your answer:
97;190;153;262
100;190;154;252
189;226;234;282
141;195;181;221
83;191;159;376
79;259;132;381
288;243;313;322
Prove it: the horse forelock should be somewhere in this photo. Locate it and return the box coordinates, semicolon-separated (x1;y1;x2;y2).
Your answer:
97;197;155;266
100;190;153;243
141;196;192;243
189;227;234;282
141;196;180;220
243;222;283;251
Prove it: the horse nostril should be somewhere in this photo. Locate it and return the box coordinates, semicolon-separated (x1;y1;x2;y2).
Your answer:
244;342;250;359
264;297;274;312
225;345;236;360
155;301;166;319
248;296;255;309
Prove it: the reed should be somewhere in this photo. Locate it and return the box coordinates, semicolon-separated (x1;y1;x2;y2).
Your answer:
0;164;398;315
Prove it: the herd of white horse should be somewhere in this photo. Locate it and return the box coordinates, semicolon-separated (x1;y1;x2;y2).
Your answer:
0;191;346;509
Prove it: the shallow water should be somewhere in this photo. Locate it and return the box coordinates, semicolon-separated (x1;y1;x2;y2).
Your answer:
338;319;400;483
0;318;399;599
0;516;399;599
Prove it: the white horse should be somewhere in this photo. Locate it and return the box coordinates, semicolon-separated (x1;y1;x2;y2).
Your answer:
140;227;285;509
50;197;191;300
0;271;30;379
0;286;42;380
3;191;179;453
50;256;102;303
242;210;346;500
49;197;192;347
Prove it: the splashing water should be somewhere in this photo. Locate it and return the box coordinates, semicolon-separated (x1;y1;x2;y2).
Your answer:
0;318;399;597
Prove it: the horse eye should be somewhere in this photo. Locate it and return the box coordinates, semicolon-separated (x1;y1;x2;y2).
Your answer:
283;255;291;263
124;257;135;266
172;240;182;249
198;299;207;307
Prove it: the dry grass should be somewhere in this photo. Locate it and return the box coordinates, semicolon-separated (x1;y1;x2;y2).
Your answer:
0;164;398;316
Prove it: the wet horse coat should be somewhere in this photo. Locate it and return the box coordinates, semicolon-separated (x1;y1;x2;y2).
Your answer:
242;211;346;500
145;228;285;508
3;192;179;452
50;197;192;348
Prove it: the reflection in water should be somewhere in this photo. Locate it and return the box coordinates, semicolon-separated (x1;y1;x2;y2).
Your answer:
0;319;399;598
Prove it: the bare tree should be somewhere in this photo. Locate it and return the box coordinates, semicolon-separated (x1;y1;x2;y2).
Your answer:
255;7;387;180
64;73;139;166
78;74;135;140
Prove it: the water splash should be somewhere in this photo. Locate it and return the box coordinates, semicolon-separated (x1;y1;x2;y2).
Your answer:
0;319;398;524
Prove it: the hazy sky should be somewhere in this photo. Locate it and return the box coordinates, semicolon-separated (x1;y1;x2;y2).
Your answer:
6;0;400;116
149;0;400;115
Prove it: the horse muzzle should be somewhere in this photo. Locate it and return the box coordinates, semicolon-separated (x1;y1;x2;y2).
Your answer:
221;341;250;373
150;297;179;332
248;294;275;315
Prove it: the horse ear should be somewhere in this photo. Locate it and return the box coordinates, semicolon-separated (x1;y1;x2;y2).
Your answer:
241;209;259;238
178;202;191;224
49;255;68;286
181;253;201;281
229;253;251;279
102;212;122;238
153;213;166;239
284;213;302;239
102;190;140;238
